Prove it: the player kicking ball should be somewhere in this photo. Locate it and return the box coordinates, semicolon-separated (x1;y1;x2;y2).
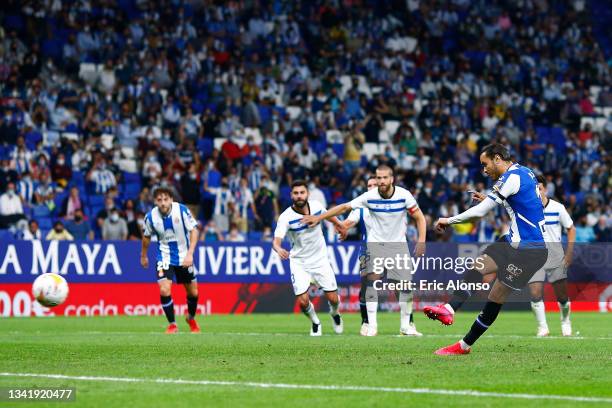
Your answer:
528;175;575;337
303;165;427;337
427;144;548;355
140;187;201;334
273;180;347;336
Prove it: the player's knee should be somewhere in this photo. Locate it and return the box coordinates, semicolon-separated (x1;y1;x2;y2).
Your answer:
297;296;310;310
530;296;543;303
158;283;171;297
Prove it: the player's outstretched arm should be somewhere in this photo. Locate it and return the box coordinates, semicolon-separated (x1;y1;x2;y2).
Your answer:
302;203;352;227
140;235;151;269
434;197;498;233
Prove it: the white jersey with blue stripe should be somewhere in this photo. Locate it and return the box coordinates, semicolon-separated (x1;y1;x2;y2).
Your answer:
349;186;418;242
542;199;574;265
487;164;546;245
274;200;328;260
143;202;199;267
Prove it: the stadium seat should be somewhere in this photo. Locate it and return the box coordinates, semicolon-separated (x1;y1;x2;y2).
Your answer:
124;183;142;199
197;138;214;155
0;229;15;241
122;172;141;184
33;205;51;218
88;194;105;207
248;232;263;241
38;217;53;230
331;143;344;158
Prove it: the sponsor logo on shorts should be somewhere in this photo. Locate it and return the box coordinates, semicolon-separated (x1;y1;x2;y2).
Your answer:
506;264;523;281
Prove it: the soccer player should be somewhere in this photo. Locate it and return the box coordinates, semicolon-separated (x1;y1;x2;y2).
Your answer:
303;165;427;337
426;143;548;355
528;175;575;337
273;180;347;336
140;186;200;334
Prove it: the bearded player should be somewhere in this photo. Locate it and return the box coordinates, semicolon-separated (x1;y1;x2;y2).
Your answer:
303;165;427;337
273;180;347;336
426;143;548;355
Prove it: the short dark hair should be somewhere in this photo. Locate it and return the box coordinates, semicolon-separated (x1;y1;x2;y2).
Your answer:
367;176;377;182
481;143;511;161
536;175;546;185
291;180;308;190
152;186;173;198
376;164;394;176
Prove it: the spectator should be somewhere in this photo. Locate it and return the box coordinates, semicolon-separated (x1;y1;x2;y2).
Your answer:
102;208;128;240
33;172;56;211
87;157;117;194
253;183;279;231
46;221;74;241
22;220;42;240
180;163;201;220
127;210;145;241
51;152;72;189
201;220;224;242
65;208;93;241
60;186;84;220
593;216;611;242
575;215;596;243
226;224;246;242
207;177;234;233
0;182;25;228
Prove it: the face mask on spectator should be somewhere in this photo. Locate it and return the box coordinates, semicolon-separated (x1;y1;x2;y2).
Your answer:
58;159;65;166
190;173;197;180
110;213;119;222
7;189;15;196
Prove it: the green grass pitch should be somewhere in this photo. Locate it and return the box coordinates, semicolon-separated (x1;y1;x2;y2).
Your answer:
0;312;610;407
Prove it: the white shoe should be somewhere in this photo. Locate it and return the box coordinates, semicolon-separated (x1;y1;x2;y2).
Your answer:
561;321;572;336
331;314;343;334
310;322;322;336
360;323;369;336
536;326;550;337
400;323;423;337
365;325;378;336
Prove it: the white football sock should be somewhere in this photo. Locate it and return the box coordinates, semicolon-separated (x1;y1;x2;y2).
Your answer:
531;301;548;329
559;300;571;323
459;339;471;350
444;303;455;314
399;292;413;328
303;302;320;324
366;301;378;328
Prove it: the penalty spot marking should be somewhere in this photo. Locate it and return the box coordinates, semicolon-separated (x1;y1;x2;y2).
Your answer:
1;372;611;403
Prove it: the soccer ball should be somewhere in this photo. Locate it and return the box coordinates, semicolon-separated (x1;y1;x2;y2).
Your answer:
32;273;69;307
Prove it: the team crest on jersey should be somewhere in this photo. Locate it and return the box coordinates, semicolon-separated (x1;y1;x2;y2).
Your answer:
506;264;522;281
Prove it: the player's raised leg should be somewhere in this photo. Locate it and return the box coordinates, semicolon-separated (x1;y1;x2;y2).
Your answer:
184;280;200;333
424;254;497;326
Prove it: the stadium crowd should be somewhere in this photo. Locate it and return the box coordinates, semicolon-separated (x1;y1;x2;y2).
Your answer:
0;0;610;243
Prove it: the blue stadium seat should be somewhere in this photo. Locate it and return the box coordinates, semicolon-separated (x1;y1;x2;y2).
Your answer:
123;172;141;184
88;194;105;207
124;183;141;199
38;217;53;230
72;171;85;184
248;232;263;241
33;205;51;218
0;229;15;241
331;143;344;158
197;138;214;155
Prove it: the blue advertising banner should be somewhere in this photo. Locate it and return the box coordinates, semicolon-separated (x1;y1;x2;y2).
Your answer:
0;241;609;285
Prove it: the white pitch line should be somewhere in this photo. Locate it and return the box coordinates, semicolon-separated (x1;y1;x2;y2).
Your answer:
1;331;611;340
0;372;610;403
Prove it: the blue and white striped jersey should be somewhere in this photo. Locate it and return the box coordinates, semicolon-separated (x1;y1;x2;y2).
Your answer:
143;202;199;268
488;164;546;245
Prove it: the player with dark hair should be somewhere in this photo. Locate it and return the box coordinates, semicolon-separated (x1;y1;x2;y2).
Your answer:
273;180;347;336
528;175;575;337
426;143;548;354
302;165;427;336
140;186;200;334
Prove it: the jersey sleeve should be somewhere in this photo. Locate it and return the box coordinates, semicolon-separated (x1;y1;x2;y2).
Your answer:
489;173;520;204
404;190;419;215
349;190;370;209
180;204;199;231
559;206;574;229
143;212;153;237
346;208;361;223
274;214;289;239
